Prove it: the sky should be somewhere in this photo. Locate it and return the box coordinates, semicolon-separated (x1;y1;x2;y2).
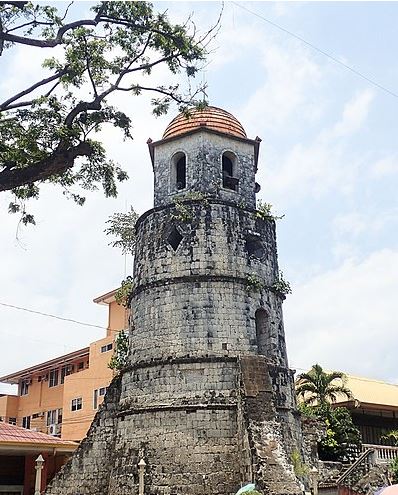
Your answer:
1;1;398;394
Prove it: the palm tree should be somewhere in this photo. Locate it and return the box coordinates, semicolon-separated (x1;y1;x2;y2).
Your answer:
383;430;398;446
296;363;353;407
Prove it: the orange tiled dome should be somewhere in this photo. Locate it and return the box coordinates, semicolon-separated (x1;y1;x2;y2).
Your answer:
163;106;247;140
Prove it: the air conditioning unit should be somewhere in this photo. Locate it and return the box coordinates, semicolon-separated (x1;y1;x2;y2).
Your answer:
48;424;57;435
55;424;62;435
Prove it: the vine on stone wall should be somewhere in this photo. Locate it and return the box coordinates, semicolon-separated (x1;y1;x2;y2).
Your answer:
108;330;130;372
246;274;264;292
271;271;292;296
115;276;133;307
171;198;193;222
255;200;285;221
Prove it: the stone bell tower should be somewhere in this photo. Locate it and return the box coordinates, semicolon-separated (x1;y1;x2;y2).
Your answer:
46;107;303;495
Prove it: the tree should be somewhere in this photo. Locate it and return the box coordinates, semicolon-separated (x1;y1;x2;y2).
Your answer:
383;430;398;446
105;206;139;255
317;406;362;462
297;365;360;462
0;1;217;223
296;363;353;407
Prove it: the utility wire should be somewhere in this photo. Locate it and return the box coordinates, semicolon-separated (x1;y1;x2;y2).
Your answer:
231;1;398;99
0;302;106;330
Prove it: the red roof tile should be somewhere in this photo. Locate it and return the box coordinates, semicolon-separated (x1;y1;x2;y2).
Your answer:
163;106;247;140
0;422;76;447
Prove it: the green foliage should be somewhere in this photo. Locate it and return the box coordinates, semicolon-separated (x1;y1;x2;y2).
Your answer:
296;364;353;407
271;271;292;296
318;407;362;462
115;276;133;308
390;456;398;483
0;1;216;220
297;365;360;462
383;430;398;446
179;191;209;206
246;274;264;292
291;449;310;477
108;330;129;372
105;206;139;255
171;197;193;222
297;402;319;419
300;403;361;462
255;200;285;221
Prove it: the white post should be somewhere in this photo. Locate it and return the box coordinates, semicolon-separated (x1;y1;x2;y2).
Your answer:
34;454;45;495
311;466;318;495
138;458;146;495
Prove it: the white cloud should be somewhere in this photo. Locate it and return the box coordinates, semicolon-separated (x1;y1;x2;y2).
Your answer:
370;154;398;178
328;89;374;138
256;90;374;205
333;212;368;238
285;248;398;382
240;39;322;133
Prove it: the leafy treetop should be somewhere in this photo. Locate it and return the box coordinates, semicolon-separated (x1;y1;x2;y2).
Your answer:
296;363;353;407
0;1;218;223
105;206;139;255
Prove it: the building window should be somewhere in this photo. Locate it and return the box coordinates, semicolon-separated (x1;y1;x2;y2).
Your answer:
46;408;62;425
171;152;187;191
22;416;31;429
71;397;82;412
101;343;113;353
93;387;108;409
20;379;29;396
8;417;16;425
222;152;239;191
47;409;57;426
49;368;59;387
60;364;74;384
78;361;84;371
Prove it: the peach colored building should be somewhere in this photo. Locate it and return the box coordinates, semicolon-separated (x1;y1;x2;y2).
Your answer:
0;290;128;442
0;422;77;494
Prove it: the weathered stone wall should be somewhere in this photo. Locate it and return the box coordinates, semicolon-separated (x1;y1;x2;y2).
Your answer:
152;131;257;209
239;356;300;495
46;376;121;494
46;124;302;495
131;201;287;366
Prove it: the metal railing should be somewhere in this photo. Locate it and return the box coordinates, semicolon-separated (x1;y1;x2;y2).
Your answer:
336;448;375;488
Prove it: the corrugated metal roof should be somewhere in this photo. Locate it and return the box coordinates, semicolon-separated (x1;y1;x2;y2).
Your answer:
337;374;398;409
163;106;247;140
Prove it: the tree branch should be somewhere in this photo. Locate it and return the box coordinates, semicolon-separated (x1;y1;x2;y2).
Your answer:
0;68;67;111
0;141;93;191
0;18;97;47
1;1;28;8
6;19;54;34
83;37;98;98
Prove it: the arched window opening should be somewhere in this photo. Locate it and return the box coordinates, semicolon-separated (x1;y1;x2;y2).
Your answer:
222;152;239;191
255;308;269;356
176;156;186;190
246;235;265;260
171;152;187;191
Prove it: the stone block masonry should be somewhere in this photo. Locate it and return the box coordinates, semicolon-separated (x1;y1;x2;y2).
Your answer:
46;108;303;495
